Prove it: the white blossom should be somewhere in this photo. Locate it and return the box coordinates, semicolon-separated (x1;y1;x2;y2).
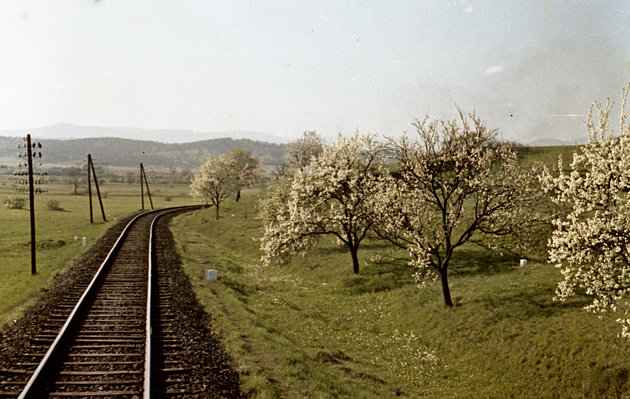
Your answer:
541;83;630;339
190;153;237;220
284;130;324;172
224;148;263;202
259;132;385;274
371;110;537;306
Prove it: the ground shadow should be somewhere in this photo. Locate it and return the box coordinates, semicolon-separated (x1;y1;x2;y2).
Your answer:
449;246;522;277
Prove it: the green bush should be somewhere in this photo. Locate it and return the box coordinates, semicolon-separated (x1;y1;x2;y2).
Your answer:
46;200;63;211
3;197;25;209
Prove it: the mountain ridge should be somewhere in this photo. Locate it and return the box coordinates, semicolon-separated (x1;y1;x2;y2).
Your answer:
0;123;289;144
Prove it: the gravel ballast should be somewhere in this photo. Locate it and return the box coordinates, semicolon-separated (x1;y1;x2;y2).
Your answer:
0;211;243;398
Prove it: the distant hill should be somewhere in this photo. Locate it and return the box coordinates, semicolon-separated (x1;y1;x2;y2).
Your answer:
0;133;588;170
0;123;288;144
0;136;286;169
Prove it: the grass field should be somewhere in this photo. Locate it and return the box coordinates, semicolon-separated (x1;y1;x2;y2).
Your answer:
171;194;630;398
0;179;194;329
167;147;630;398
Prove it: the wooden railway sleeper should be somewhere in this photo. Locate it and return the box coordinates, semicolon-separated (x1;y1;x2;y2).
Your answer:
15;206;204;399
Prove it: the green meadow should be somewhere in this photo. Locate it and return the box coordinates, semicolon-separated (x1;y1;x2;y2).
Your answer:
171;191;630;398
167;144;630;399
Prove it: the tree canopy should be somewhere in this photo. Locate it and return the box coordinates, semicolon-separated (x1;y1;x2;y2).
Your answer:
260;132;385;274
224;148;262;202
541;84;630;339
284;130;324;172
371;110;537;306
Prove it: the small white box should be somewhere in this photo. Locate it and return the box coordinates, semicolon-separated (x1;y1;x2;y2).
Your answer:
206;269;218;280
519;258;527;266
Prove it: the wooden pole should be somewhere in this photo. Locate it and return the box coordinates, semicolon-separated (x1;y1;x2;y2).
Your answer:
87;154;93;223
89;156;107;222
141;165;154;210
140;163;145;210
26;134;37;275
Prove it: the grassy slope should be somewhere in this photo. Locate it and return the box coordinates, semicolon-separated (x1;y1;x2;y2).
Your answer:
517;145;580;170
0;180;193;329
169;147;630;398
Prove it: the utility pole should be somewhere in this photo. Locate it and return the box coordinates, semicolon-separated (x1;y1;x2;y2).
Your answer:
87;154;106;222
87;155;93;223
141;163;154;210
15;134;45;275
140;163;145;210
26;134;36;275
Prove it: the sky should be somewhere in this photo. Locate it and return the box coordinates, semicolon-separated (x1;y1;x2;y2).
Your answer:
1;0;629;143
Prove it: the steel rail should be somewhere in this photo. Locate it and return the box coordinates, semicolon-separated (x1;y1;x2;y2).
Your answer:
18;205;203;399
144;205;202;399
145;215;155;399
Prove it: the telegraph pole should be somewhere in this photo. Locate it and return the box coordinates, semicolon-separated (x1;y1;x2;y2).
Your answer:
87;154;106;222
26;134;36;275
15;134;45;275
90;158;107;222
141;163;154;210
140;163;145;210
87;155;93;223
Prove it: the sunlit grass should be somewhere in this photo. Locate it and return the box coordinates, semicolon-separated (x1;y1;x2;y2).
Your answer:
171;187;630;398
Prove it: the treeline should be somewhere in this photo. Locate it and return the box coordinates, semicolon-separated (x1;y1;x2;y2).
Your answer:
0;164;194;193
0;136;286;168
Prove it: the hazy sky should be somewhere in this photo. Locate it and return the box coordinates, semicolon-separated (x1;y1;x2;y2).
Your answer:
1;1;629;142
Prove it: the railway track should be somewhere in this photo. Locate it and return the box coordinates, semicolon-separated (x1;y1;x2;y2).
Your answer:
0;206;203;398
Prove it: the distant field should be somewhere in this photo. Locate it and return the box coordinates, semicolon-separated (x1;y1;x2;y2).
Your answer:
516;145;580;169
0;179;195;329
167;145;630;398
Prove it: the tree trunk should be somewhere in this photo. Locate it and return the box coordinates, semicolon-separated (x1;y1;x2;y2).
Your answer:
235;190;241;202
215;204;220;220
439;267;453;307
350;247;360;275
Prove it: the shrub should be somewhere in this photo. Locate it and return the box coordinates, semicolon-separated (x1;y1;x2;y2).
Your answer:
47;200;63;211
4;197;25;209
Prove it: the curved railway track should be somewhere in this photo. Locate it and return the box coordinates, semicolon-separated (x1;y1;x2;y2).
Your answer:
0;206;203;398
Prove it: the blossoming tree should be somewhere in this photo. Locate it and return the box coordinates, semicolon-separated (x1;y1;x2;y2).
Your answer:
285;130;324;172
260;132;385;274
191;153;236;220
259;132;325;259
372;110;536;306
224;148;262;202
540;84;630;338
